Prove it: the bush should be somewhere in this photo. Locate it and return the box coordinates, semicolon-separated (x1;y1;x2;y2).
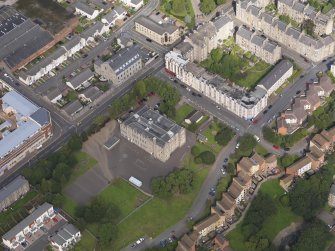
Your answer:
198;151;216;165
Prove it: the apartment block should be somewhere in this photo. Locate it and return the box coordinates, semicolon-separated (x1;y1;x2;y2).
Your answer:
134;15;180;45
236;26;282;64
120;106;186;162
277;0;333;35
165;51;293;120
94;45;143;85
236;0;335;62
0;91;52;176
180;15;234;62
50;224;81;251
0;176;29;212
2;203;55;250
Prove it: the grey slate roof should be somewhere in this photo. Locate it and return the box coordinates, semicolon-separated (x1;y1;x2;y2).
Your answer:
80;86;102;101
135;15;178;35
236;26;253;40
30;108;51;126
212;15;232;31
75;2;95;16
123;105;183;148
81;21;104;40
258;60;293;91
62;35;82;51
68;69;94;89
108;45;142;74
63;100;83;116
3;203;53;240
0;176;28;203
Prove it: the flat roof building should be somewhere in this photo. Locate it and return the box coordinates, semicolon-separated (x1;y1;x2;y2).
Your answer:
120;105;186;162
0;90;52;176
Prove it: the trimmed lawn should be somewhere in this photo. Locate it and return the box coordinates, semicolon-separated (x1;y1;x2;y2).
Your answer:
255;143;268;157
174;104;194;124
61;195;78;218
67;151;97;185
111;165;209;250
72;230;97;251
97;179;150;221
237;61;272;89
203;121;225;154
227;180;301;251
160;0;195;26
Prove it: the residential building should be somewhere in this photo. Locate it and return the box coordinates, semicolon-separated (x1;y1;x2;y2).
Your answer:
165;51;293;120
50;224;81;251
285;155;312;176
214;234;230;250
236;26;282;64
329;184;335;207
63;100;83;116
0;176;29;212
216;192;237;218
135;15;180;45
79;86;103;103
236;156;260;176
121;0;143;10
280;175;294;192
81;21;109;44
120;106;186;162
310;132;332;152
74;2;102;20
184;110;203;125
265;154;277;170
2;203;55;250
257;60;293;96
44;87;63;104
0;91;52;176
307;145;325;170
19;35;85;85
66;69;94;91
193;213;224;237
331;64;335;77
228;174;252;204
94;45;143;85
176;231;198;251
101;6;126;27
236;0;335;62
277;0;333;35
182;15;234;62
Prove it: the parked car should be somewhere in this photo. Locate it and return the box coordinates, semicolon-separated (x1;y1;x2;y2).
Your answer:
136;237;144;245
224;158;228;163
273;145;280;150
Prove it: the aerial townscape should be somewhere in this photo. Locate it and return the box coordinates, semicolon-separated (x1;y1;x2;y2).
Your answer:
2;0;335;250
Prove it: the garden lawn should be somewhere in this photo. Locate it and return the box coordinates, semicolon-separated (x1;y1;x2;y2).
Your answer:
174;104;194;124
72;230;97;251
160;0;195;27
227;180;301;251
0;190;39;235
111;166;209;250
236;61;272;89
255;143;268;157
61;195;78;219
203;121;223;154
67;151;97;185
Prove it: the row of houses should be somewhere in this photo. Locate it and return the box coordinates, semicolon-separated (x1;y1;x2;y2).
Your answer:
1;202;81;251
236;0;335;62
165;50;293;120
277;0;333;35
74;0;143;20
20;21;109;86
280;125;335;191
277;75;335;135
236;25;281;64
176;152;278;250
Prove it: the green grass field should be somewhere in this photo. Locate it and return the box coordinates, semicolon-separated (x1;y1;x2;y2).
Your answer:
174;104;194;124
66;151;97;185
160;0;195;27
203;121;226;154
72;230;97;251
111;166;209;250
255;143;269;157
236;61;272;89
227;180;301;251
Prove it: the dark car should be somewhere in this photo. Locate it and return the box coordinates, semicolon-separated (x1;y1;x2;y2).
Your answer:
284;147;290;151
263;110;268;114
82;54;88;58
191;92;197;96
15;82;20;86
224;158;228;163
296;90;301;95
268;105;272;109
197;93;202;97
146;38;152;42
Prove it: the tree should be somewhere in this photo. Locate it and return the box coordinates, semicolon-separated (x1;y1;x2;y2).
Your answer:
292;219;332;251
164;2;172;11
67;134;83;151
279;154;299;169
200;0;216;14
239;134;257;155
215;0;225;4
198;151;216;164
210;48;224;63
184;15;192;24
97;223;118;247
226;162;236;175
302;19;316;37
215;125;234;146
191;145;201;156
